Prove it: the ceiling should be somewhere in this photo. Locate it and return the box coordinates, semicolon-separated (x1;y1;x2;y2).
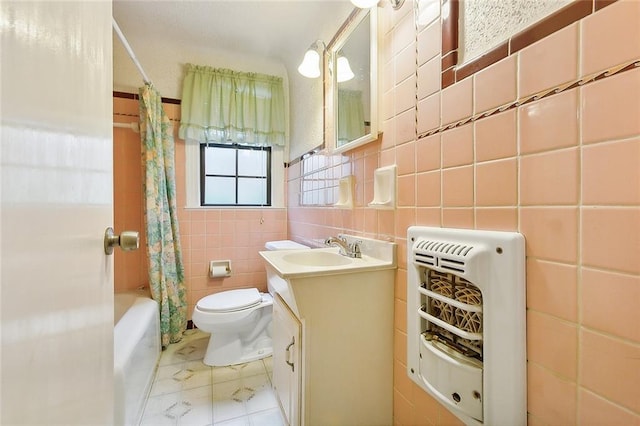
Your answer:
112;0;355;69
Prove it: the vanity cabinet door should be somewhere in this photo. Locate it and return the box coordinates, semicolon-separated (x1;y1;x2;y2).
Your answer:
272;294;302;426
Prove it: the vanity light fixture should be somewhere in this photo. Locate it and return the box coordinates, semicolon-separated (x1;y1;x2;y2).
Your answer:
350;0;405;10
298;40;325;78
336;55;355;83
298;41;355;83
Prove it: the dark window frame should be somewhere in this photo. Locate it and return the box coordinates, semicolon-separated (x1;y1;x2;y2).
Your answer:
199;143;272;207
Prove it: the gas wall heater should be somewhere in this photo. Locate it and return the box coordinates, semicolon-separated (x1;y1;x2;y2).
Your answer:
407;226;526;426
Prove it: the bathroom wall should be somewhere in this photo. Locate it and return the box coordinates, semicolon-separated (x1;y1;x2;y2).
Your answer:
113;97;287;318
287;0;640;424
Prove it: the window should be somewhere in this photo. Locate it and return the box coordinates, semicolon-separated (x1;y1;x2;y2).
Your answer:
200;143;271;206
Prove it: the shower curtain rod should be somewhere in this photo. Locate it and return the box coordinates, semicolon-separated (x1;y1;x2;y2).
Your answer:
112;17;152;85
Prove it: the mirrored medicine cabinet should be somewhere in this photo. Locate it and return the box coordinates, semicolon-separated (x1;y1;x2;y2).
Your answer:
325;6;379;154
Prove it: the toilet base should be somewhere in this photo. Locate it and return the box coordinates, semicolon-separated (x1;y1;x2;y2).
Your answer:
202;333;273;367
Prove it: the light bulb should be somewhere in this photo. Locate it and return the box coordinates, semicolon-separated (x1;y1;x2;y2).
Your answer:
298;49;321;78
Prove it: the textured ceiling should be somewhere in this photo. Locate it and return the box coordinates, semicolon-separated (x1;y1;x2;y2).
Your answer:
112;0;354;67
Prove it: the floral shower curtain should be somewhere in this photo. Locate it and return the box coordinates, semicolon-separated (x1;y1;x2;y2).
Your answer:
139;83;187;347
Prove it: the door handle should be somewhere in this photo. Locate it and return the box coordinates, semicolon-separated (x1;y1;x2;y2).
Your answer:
285;337;295;372
104;227;139;255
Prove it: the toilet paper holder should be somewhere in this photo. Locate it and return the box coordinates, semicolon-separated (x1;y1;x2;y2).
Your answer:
209;260;232;278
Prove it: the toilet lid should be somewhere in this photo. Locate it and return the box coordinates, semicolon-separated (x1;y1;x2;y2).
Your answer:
197;288;262;313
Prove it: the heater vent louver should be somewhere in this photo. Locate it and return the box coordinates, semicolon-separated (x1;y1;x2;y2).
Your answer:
413;239;474;274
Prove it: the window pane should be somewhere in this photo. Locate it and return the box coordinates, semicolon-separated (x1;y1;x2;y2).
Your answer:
204;177;235;204
205;147;236;175
238;149;267;176
238;178;266;204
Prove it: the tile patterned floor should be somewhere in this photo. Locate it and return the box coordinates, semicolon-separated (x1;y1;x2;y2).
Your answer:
139;329;285;426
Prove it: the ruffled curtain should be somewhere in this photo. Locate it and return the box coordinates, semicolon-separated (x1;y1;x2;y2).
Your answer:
179;64;286;146
337;89;365;145
139;83;187;347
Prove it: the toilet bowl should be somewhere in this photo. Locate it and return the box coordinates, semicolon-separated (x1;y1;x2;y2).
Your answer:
192;240;309;366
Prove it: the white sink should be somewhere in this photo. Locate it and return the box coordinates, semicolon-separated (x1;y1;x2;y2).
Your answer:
259;235;396;279
281;250;352;267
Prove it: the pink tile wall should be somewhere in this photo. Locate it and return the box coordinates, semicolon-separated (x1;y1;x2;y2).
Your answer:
113;99;287;319
286;1;640;424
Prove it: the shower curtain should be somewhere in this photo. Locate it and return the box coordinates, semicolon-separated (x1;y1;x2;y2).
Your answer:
139;83;187;347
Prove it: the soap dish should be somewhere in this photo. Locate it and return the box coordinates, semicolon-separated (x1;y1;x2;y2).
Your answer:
368;165;396;209
334;175;354;209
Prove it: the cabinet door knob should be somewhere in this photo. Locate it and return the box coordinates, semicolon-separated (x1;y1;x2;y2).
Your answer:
285;337;295;372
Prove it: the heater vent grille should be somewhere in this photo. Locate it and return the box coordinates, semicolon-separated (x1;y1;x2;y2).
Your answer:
413;238;474;274
418;269;484;360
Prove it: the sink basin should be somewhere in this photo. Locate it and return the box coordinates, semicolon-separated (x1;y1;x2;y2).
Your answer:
282;251;352;267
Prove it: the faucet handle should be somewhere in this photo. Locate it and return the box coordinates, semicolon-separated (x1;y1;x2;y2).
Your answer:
349;241;362;258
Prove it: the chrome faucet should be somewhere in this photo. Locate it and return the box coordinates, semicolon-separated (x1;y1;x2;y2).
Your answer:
324;236;362;258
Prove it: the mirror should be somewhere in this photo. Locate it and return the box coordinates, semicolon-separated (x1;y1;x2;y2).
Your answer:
326;7;379;154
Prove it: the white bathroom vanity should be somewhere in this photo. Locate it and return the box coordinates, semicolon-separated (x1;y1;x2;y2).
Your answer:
260;235;396;426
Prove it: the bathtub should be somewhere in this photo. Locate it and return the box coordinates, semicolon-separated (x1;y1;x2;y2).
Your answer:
114;291;160;426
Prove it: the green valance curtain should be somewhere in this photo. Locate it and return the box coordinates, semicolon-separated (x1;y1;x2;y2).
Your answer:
337;89;365;145
179;64;286;146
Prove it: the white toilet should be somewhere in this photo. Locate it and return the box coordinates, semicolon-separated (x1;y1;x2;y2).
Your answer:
192;240;309;366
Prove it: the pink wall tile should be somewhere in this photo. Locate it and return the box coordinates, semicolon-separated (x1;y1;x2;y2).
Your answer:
519;89;579;155
396;140;416;175
416;170;441;207
519;23;579;98
475;109;517;162
578;389;640;426
392;11;415;56
396;107;416;145
441;77;473;126
527;363;577;426
475;207;518;231
580;329;640;413
418;56;440;101
397;175;416;207
582;207;640;274
520;148;579;205
416;207;441;226
417;92;440;135
582;138;640;205
475;158;517;206
418;20;441;66
395;207;416;238
520;207;578;263
442;165;473;207
526;259;577;322
582;68;640;145
527;311;578;379
441;124;473;168
581;0;640;77
582;268;640;342
396;74;416;114
442;208;474;229
474;55;517;114
416;134;441;172
396;42;416;85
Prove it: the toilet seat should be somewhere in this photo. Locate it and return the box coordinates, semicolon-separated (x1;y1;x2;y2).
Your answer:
197;288;262;313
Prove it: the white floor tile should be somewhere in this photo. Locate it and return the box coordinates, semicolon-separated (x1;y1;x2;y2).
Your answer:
212;360;268;384
141;329;283;426
248;408;285;426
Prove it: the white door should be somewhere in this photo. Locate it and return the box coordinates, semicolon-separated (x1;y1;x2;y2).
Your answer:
1;1;114;423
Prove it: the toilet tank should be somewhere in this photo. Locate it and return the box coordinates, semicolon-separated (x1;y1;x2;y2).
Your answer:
265;240;309;251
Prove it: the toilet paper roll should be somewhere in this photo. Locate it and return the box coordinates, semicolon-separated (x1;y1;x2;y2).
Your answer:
209;264;230;278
